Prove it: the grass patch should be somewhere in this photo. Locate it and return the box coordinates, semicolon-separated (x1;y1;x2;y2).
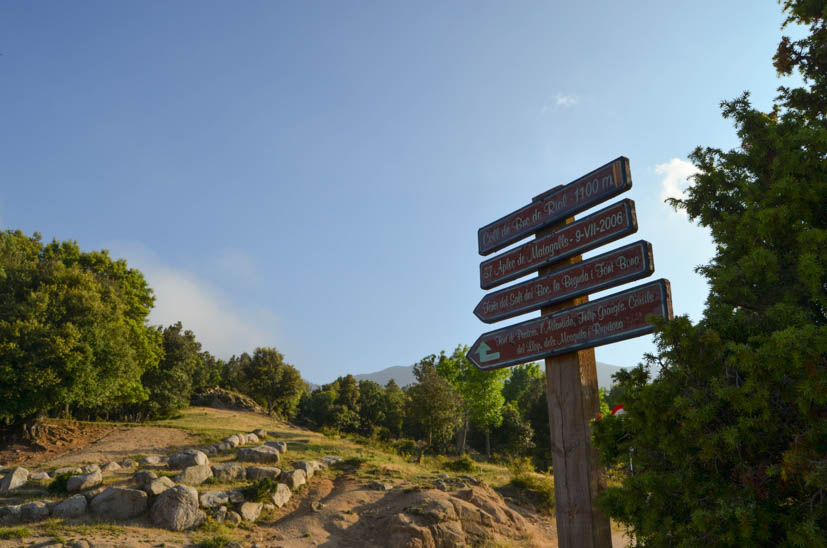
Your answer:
443;454;477;473
242;478;279;502
508;459;555;514
0;527;31;540
200;535;236;548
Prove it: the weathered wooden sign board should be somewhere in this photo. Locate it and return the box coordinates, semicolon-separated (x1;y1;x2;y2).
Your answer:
469;157;673;548
477;156;631;255
474;240;654;323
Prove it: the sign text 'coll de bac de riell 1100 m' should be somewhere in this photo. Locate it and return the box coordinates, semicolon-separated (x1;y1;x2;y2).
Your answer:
468;156;673;548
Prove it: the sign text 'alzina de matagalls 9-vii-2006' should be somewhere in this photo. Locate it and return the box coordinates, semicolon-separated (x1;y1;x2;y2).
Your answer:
468;157;673;548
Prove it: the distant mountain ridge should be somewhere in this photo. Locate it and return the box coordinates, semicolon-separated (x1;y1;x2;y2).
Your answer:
352;361;628;390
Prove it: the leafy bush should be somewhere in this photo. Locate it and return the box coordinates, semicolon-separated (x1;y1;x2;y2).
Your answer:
241;478;278;502
443;454;476;473
47;473;73;494
508;458;555;513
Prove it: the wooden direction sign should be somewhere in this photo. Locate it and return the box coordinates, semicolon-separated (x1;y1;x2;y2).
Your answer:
474;240;654;323
467;279;673;370
480;199;637;290
478;156;631;256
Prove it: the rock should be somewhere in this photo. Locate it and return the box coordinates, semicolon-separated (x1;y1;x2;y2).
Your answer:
216;442;233;452
246;466;281;481
460;475;482;485
239;501;262;522
225;510;242;524
270;483;291;508
30;471;51;481
82;486;107;501
52;494;87;518
456;482;468;489
176;464;213;485
201;445;217;456
134;470;158;488
264;441;287;454
199;490;231;508
120;459;137;469
145;476;175;496
370;481;393;491
212;463;245;481
252;429;266;438
82;464;101;474
90;487;148;520
280;469;306;490
0;504;21;524
19;500;50;522
214;505;228;522
435;480;449;492
237;445;281;464
263;503;275;512
224;434;242;448
151;485;205;531
293;461;320;479
54;467;82;476
191;387;263;413
311;500;324;512
169;449;209;470
228;490;245;503
140;456;166;467
101;461;122;473
67;542;91;548
321;455;342;466
0;467;28;492
67;470;102;492
438;473;449;479
244;433;260;444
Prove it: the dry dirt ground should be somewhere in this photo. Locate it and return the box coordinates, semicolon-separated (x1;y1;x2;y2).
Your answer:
0;415;632;547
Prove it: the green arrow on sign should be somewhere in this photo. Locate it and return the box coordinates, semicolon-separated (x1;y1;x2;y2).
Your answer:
476;341;500;363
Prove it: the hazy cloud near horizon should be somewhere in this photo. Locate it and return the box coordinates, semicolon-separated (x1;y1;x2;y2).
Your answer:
656;158;701;216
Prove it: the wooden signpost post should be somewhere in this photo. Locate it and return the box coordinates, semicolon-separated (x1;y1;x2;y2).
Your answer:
469;158;673;548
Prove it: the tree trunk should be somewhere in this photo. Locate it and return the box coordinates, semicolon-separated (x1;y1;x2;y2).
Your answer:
456;414;468;454
485;429;491;460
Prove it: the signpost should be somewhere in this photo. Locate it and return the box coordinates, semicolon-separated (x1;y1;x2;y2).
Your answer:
474;240;654;323
469;157;673;548
480;199;637;289
468;279;672;370
478;156;631;255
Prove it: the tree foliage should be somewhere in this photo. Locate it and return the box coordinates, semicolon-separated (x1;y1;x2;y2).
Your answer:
407;354;463;449
244;347;304;419
592;2;827;545
141;322;203;418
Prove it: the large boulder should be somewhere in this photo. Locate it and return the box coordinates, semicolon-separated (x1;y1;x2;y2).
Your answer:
0;467;28;492
293;461;321;479
145;476;175;496
67;469;102;492
82;464;101;474
224;434;242;448
151;485;205;531
134;470;158;488
246;466;281;481
252;429;267;438
280;469;306;490
239;501;262;522
90;487;148;520
176;464;213;485
140;455;167;468
30;471;51;481
168;449;208;470
199;490;243;508
52;494;88;518
237;445;281;464
19;501;50;522
54;466;82;476
211;463;245;481
101;461;122;473
322;455;343;466
243;433;260;444
0;504;21;524
264;441;287;454
270;483;291;508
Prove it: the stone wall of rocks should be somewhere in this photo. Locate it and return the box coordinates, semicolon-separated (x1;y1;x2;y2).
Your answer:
0;429;343;531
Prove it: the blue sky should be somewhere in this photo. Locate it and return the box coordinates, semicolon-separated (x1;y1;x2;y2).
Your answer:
0;1;801;384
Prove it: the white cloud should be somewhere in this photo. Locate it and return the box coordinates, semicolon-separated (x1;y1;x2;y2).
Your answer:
655;158;701;215
555;93;579;107
105;242;284;359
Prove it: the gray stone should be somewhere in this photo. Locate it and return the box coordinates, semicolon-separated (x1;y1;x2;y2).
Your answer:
370;481;393;491
0;504;21;524
120;459;137;468
252;429;266;438
214;505;228;522
225;510;242;524
134;470;158;487
228;490;244;503
246;466;281;481
293;460;320;479
176;464;213;485
54;466;82;476
19;500;49;522
199;490;242;508
101;461;122;473
270;483;291;508
90;487;148;520
456;482;468;489
239;501;262;522
201;445;217;456
217;442;233;452
280;469;306;490
244;433;260;444
82;464;101;474
82;485;107;501
224;434;242;448
67;542;91;548
30;471;51;481
264;441;287;454
140;455;166;467
67;469;102;492
151;485;205;531
0;467;28;492
321;455;342;466
145;476;175;496
211;463;244;481
237;445;281;464
435;480;449;491
262;503;275;512
52;494;87;518
168;449;208;470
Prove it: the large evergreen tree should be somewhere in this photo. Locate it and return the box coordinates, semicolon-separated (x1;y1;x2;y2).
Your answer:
592;2;827;545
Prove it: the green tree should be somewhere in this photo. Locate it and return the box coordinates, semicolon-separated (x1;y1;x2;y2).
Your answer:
407;354;463;450
141;322;203;418
592;3;827;545
191;351;224;393
245;347;304;419
0;231;162;427
357;379;386;436
502;362;543;403
382;378;407;438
